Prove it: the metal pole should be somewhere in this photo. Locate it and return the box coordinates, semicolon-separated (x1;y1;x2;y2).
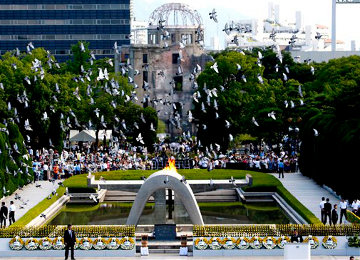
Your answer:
332;0;336;51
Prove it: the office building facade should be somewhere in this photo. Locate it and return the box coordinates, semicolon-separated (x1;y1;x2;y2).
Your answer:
0;0;131;61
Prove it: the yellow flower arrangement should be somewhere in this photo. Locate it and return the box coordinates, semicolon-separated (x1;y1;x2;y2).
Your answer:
208;237;222;250
25;237;39;250
9;236;24;250
249;236;263;249
304;235;319;249
52;236;65;250
120;236;135;250
93;236;107;250
322;235;337;249
79;237;93;250
107;237;121;250
39;237;52;250
194;237;209;250
262;236;277;249
221;237;237;250
277;236;291;249
236;236;250;250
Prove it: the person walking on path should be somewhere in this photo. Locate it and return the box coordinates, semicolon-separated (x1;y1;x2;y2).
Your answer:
332;204;339;225
320;197;326;224
64;224;76;260
339;199;348;224
278;159;284;178
0;202;8;228
8;201;16;225
324;198;332;225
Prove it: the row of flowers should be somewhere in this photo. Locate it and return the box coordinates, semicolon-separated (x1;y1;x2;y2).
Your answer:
0;225;136;238
9;236;135;251
194;235;338;250
193;224;360;237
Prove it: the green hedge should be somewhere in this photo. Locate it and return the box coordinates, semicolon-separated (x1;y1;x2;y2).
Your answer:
277;186;321;224
347;210;360;224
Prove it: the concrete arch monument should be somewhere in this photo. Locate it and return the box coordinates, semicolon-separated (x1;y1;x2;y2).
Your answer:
126;170;204;226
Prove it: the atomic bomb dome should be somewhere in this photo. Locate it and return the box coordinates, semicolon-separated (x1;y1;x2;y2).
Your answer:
149;3;203;27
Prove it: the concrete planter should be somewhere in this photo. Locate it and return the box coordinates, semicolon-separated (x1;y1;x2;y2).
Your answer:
193;236;360;257
0;237;136;257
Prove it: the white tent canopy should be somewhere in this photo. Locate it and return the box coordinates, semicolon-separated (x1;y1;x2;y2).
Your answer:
69;130;112;143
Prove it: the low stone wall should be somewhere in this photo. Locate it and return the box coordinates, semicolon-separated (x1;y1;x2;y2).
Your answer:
0;238;136;257
193;236;360;257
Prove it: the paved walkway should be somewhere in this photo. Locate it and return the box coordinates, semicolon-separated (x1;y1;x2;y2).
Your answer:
272;172;342;222
0;180;60;225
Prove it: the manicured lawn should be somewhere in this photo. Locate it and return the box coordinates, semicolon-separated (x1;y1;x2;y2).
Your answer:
63;169;279;189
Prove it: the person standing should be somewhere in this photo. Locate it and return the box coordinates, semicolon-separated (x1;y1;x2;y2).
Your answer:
278;159;284;178
331;204;339;225
320;197;326;224
324;198;332;225
64;224;76;260
290;230;303;243
339;199;348;224
8;201;16;225
352;199;359;214
0;202;8;228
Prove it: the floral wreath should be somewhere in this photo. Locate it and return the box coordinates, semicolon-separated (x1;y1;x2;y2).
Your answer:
208;237;222;250
107;237;121;250
39;237;52;250
120;237;135;250
93;236;107;250
9;236;24;250
322;235;337;249
74;238;80;250
249;236;263;249
222;237;237;250
277;236;291;249
52;237;65;250
79;237;93;250
25;237;39;250
262;236;277;249
236;236;250;250
194;237;209;250
304;235;319;249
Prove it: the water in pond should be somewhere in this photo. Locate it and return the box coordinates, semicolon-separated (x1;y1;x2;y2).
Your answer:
48;202;290;225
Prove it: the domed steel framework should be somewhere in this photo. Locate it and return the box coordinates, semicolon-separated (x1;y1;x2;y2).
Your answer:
149;3;203;27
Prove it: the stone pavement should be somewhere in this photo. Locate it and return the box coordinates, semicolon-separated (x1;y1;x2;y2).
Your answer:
272;172;343;222
0;255;356;260
0;180;60;225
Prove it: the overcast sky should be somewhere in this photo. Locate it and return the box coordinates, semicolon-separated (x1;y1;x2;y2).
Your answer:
134;0;360;50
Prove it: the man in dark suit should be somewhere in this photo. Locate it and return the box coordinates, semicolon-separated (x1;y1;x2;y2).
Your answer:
290;229;303;243
0;202;8;228
331;204;339;225
324;198;332;225
64;224;76;260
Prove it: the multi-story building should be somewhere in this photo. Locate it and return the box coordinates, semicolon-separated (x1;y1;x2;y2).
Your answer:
0;0;131;61
118;3;210;136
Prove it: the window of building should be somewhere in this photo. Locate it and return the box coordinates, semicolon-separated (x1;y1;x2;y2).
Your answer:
173;76;183;91
171;33;176;43
149;34;157;44
181;34;193;45
143;54;148;64
143;71;149;84
172;53;179;64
